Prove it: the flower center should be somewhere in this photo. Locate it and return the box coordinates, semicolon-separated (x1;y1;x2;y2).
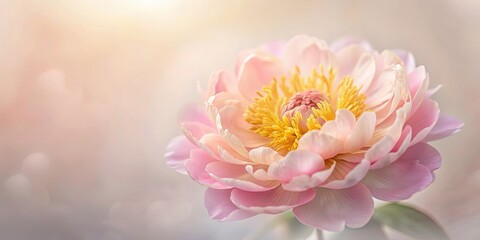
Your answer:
244;66;367;155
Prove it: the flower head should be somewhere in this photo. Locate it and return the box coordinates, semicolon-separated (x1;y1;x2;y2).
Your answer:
165;35;463;231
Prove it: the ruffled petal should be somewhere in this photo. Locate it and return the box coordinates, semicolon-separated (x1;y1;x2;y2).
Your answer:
185;149;231;189
282;161;336;192
237;52;287;100
268;150;324;182
230;186;315;214
207;162;279;192
248;147;282;165
406;99;439;145
330;37;372;52
424;114;463;141
363;142;440;201
293;184;374;231
336;44;376;92
204;188;255;221
321;159;370;189
164;135;196;174
283;35;337;72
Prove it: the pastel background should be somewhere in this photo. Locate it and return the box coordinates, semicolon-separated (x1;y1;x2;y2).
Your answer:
0;0;476;239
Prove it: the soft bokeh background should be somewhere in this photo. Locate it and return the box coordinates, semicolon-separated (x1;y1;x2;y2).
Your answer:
0;0;477;239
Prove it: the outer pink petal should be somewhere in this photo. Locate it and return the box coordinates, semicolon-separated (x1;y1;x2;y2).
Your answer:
393;49;416;74
363;142;440;201
424;114;463;141
321;159;370;189
179;104;213;127
283;35;337;72
237;52;287;100
204;188;255;221
181;122;216;145
185;149;231;189
407;66;429;115
268;150;325;182
293;184;374;231
204;70;238;101
335;44;376;92
330;37;373;52
164;135;196;174
230;186;315;214
406;99;439;145
206;162;279;192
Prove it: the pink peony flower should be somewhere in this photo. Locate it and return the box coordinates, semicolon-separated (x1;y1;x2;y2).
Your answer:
165;35;463;231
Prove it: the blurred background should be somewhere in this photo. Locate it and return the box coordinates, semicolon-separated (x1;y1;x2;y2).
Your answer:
0;0;477;239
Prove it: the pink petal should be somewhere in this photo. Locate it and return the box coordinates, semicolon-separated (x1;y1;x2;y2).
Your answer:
248;147;282;165
237;52;287;100
406;99;439;145
260;40;286;57
407;66;429;115
217;105;269;148
293;184;374;231
164;135;196;174
179;104;213;127
336;44;376;92
330;37;372;52
199;133;250;164
320;110;356;141
424;114;463;141
298;131;342;160
321;159;370;189
282;161;336;192
345;112;376;152
268;150;324;182
363;142;440;201
283;35;337;72
206;162;279;192
204;188;255;221
204;70;238;100
230;186;315;214
181;122;216;145
394;49;416;74
369;126;412;169
185;149;231;189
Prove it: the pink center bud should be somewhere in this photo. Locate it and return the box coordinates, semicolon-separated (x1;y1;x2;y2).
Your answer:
282;90;328;118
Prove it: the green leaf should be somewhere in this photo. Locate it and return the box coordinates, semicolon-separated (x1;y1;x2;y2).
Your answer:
373;202;450;240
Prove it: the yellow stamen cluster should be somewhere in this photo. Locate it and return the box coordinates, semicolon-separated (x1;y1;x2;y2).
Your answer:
244;66;367;155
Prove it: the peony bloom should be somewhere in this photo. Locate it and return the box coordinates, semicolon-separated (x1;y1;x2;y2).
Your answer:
165;35;462;231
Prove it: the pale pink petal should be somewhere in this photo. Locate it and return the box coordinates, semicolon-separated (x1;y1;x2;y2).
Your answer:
181;122;216;145
198;133;250;164
320;110;356;140
283;35;337;72
204;70;238;100
185;149;231;189
164;135;196;174
425;114;463;141
268;150;324;182
237;52;287;100
293;184;374;231
369;126;412;169
207;162;279;192
345;112;376;152
230;186;315;214
367;103;411;165
179;104;213;127
204;188;255;221
245;165;273;181
282;161;336;192
217;105;269;148
321;159;370;189
330;37;372;52
248;147;282;165
363;142;440;201
298;131;342;160
336;44;376;92
407;66;429;115
406;99;439;145
260;40;286;57
397;142;441;173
